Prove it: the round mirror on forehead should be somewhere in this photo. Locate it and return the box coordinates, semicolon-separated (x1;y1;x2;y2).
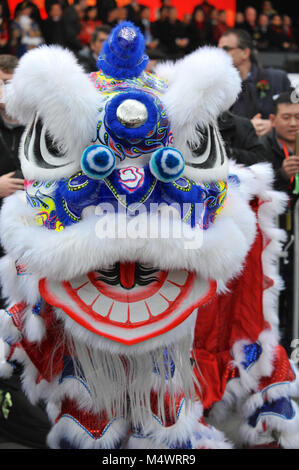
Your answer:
116;99;148;128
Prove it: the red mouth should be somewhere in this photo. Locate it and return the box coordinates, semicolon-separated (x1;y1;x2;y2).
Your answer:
39;262;217;345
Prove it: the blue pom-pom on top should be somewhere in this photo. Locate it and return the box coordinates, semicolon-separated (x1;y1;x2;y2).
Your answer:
150;148;185;183
97;21;149;79
81;144;116;179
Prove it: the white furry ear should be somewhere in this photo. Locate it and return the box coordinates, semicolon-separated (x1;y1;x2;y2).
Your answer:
4;45;101;180
156;47;241;182
160;47;241;131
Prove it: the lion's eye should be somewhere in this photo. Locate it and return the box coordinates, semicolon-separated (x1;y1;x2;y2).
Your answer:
186;125;226;170
24;114;71;169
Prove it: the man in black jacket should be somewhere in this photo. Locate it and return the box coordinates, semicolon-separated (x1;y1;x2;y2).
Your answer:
261;91;299;192
261;90;299;354
218;28;292;138
77;25;111;74
218;110;268;166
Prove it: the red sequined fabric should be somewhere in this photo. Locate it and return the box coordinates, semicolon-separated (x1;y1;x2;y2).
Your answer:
259;345;296;392
56;398;111;439
7;302;27;329
150;390;185;427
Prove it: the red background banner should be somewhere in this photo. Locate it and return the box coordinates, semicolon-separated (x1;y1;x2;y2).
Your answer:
8;0;236;24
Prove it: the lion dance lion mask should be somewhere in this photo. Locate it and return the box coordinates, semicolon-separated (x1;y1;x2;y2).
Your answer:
0;22;299;449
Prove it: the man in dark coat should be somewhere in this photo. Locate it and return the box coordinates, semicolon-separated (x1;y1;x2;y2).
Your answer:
261;90;299;354
61;0;86;54
218;28;292;138
77;25;111;74
218;110;268;166
41;2;65;46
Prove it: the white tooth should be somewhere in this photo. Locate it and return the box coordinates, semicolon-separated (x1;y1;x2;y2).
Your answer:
82;205;97;218
109;301;127;323
92;295;114;317
159;281;181;301
69;276;89;290
145;294;170;317
166;270;189;286
128;301;149;323
77;283;101;305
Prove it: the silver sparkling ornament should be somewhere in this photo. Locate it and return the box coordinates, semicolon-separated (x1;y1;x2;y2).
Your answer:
116;99;148;128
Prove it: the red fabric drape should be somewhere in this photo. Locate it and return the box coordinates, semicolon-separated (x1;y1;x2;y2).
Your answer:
7;0;236;24
193;199;270;409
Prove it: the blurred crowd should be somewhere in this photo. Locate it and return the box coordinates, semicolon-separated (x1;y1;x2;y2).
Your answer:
0;0;298;62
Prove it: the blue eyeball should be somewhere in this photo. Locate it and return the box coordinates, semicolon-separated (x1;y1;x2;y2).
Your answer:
149;148;185;183
81;145;116;179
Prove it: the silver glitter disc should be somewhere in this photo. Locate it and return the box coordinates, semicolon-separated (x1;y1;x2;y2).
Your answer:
116;99;148;128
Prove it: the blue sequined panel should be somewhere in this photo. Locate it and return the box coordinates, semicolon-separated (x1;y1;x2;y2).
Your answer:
248;396;295;428
241;343;262;370
53;166;227;229
152;348;175;380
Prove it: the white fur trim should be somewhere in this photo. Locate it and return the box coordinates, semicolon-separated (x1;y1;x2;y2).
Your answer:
158;47;241;135
240;399;299;449
4;45;101;181
0;308;21;344
23;310;46;343
141;400;203;447
0;360;15;379
47;413;129;449
11;346;59;405
157;48;241;182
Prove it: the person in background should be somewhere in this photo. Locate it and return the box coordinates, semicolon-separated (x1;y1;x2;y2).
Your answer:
254;13;269;51
235;11;245;29
10;1;44;58
218;110;267;166
0;2;9;53
261;91;299;193
41;2;64;46
158;6;189;58
96;0;116;24
282;15;297;51
135;6;165;60
261;0;277;19
193;1;214;19
218;29;292;137
0;55;24;205
78;5;102;47
77;24;110;73
267;14;292;52
151;5;169;50
241;6;258;37
45;0;69;17
188;6;213;51
61;0;86;54
124;0;140;24
212;10;228;44
260;90;299;354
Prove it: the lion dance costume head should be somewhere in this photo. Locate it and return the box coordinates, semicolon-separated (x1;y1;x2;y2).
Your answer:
0;22;299;449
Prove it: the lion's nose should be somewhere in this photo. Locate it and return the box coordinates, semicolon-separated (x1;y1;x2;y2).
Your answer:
116;99;148;128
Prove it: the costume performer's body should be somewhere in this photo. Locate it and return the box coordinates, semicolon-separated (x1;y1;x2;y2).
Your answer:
0;23;299;449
